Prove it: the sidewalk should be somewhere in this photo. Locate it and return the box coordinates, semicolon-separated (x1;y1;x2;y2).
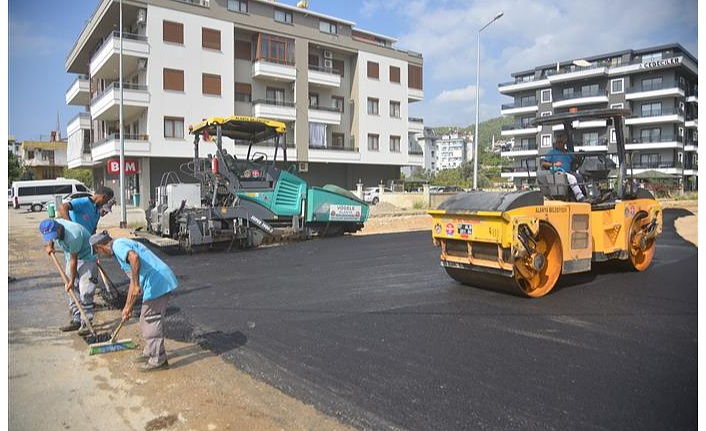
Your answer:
99;205;147;230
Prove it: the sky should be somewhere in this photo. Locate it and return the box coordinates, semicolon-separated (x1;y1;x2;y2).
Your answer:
5;0;700;142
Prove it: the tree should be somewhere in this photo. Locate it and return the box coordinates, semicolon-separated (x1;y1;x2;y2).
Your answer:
8;151;21;184
62;167;93;188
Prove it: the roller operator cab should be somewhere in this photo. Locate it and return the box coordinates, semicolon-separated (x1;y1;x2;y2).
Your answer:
429;108;662;297
144;116;368;252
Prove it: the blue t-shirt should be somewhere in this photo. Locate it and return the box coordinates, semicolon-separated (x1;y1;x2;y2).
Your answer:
69;197;101;234
541;149;575;172
111;238;178;300
54;218;97;263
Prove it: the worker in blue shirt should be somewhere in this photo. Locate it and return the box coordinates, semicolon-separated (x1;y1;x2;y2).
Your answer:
40;218;98;335
58;186;115;234
90;231;178;372
540;133;586;202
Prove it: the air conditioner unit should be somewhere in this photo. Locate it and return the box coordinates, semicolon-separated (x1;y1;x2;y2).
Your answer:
298;162;309;173
136;9;146;25
323;50;333;59
324;59;333;69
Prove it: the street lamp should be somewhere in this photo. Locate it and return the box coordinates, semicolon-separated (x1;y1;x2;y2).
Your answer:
119;0;127;228
473;11;503;190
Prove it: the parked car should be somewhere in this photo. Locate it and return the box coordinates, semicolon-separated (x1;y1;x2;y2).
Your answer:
363;186;392;205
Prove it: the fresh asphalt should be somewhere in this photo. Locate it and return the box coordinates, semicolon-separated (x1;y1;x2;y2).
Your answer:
100;208;697;431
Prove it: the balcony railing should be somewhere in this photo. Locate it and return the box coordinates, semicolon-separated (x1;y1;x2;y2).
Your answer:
309;104;341;113
91;133;149;149
628;134;683;144
308;144;358;151
553;88;606;102
252;98;296;108
626;80;686;94
504;143;538;152
170;0;209;7
91;82;148;101
629;161;677;169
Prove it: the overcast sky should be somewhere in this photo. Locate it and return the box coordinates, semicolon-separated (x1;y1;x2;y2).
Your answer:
5;0;700;141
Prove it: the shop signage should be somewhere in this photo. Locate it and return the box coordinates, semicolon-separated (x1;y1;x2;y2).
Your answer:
107;158;139;174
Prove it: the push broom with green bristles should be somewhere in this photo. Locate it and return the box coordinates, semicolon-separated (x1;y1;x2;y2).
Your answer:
88;319;137;355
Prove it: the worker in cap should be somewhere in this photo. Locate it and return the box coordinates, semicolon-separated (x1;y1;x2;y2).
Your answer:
40;218;98;335
90;231;178;372
58;186;115;234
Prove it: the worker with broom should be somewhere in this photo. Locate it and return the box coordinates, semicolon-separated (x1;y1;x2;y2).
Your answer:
39;218;98;336
89;231;178;371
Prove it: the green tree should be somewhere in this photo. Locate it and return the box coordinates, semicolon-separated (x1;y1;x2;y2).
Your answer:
62;167;93;188
8;151;21;184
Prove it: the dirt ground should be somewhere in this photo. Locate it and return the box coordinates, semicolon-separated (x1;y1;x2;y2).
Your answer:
6;199;698;431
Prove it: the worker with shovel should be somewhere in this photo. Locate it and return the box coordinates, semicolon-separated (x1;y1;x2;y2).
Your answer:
89;231;178;371
39;218;98;336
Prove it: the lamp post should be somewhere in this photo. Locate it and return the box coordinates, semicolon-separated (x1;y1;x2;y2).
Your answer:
119;0;127;228
473;11;503;190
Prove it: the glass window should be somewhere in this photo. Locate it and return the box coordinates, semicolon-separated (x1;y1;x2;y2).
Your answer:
390;136;401;152
641;102;662;117
640;128;661;143
227;0;247;13
257;34;295;65
540;134;552;148
274;9;293;24
367;61;379;79
641;52;663;63
309;93;319;107
540;89;552;103
582;132;599;146
368;134;379;151
266;87;285;105
163;20;184;44
332;96;344;113
641;77;663;92
389;101;401;118
164;117;184;138
367;98;379;115
319;20;337;34
611;78;624;94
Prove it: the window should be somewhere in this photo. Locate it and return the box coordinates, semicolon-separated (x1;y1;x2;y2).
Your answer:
520;116;533;128
257;34;295;65
202;28;221;51
332;96;344;113
641;77;663;92
331;133;344;148
520;95;536;107
235;40;251;60
389;66;400;83
610;103;624;109
227;0;247;13
320;20;337;34
163;21;184;44
390;135;401;152
309;93;319;108
610;128;616;143
562;87;575;99
368;134;379;151
274;9;293;23
408;64;422;90
641;52;663;63
641;102;662;117
540;89;552;103
540;134;552;148
332;59;344;76
640;128;661;143
266;87;285;105
581;132;599;146
235;82;252;102
389;101;401;118
611;78;624;94
202;73;221;96
163;68;184;91
367;98;379;115
580;83;599;97
164;117;184;138
367;61;379;79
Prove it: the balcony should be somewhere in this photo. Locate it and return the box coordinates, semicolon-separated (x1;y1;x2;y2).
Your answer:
500;123;538;137
308;143;361;162
67;112;91;136
408;117;424;134
308;65;341;88
546;64;608;83
66;75;90;106
252;60;296;82
625;81;685;101
90;31;149;80
624;108;684;125
91;134;151;161
308;105;341;125
552;88;608;109
500;165;537;178
91;82;149;121
498;77;548;94
500;101;538;116
252;99;296;121
625;134;683;150
408;87;424;103
500;142;538;157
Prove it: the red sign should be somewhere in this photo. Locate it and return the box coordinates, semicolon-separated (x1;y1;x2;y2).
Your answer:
107;158;139;175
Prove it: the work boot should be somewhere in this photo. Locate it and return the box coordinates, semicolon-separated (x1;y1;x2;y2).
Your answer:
77;323;92;336
139;360;169;372
132;353;150;364
59;321;81;332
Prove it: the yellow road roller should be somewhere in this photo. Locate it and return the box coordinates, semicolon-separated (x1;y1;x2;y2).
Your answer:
429;108;662;297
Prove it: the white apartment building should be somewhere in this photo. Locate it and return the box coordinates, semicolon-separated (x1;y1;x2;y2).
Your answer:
434;132;472;172
498;43;698;191
65;0;425;206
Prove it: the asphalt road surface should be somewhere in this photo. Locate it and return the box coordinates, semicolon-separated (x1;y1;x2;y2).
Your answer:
104;208;697;431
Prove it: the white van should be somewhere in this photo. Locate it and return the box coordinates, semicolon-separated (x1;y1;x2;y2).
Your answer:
10;178;91;212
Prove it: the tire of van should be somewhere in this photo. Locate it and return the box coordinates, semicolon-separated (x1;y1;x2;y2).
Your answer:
31;203;43;212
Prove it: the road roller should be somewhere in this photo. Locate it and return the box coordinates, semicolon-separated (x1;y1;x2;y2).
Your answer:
429;108;662;297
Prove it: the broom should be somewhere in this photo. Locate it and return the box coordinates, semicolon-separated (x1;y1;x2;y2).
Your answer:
88;318;136;355
50;251;97;338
